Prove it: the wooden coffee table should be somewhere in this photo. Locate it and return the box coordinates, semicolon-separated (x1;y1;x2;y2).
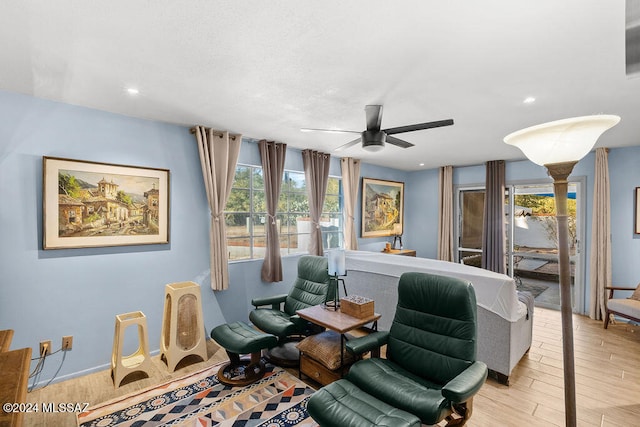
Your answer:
296;304;380;383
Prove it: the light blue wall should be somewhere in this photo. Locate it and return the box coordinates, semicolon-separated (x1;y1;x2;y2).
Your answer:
404;168;440;259
608;146;640;287
2;89;638;385
0;90;225;384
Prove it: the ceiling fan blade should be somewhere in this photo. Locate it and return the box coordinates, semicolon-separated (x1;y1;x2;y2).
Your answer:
300;128;361;134
386;135;414;149
334;137;362;152
365;105;383;131
384;119;454;135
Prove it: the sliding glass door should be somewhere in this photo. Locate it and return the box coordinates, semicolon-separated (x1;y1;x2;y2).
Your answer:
506;183;583;311
457;180;584;312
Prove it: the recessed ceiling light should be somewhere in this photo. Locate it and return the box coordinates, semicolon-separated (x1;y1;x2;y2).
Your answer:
126;87;140;96
419;163;425;166
523;96;536;104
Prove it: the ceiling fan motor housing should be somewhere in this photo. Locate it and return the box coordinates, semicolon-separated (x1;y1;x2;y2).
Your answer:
362;130;386;152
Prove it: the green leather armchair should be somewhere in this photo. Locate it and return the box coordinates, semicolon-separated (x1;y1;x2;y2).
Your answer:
249;255;332;340
307;272;488;427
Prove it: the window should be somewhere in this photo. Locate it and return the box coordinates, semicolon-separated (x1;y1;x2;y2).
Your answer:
225;165;343;261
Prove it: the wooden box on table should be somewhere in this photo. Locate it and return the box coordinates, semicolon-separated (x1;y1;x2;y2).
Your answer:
340;295;374;319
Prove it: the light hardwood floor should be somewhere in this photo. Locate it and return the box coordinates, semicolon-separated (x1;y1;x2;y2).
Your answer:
25;308;640;426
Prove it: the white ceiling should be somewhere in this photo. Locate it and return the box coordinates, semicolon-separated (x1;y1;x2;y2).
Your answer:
1;1;638;171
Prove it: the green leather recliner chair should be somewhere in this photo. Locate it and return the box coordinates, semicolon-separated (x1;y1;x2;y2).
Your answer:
249;255;332;364
307;272;488;427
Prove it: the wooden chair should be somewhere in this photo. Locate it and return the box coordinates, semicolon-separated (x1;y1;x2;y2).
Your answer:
603;284;640;328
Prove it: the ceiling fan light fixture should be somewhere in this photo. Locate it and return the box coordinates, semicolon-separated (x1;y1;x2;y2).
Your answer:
361;130;386;152
363;143;384;152
316;105;455;153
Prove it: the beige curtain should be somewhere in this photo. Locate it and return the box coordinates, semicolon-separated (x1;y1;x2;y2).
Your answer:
259;140;287;282
302;149;331;256
589;147;612;320
437;165;454;261
340;157;360;250
482;160;506;274
193;126;242;291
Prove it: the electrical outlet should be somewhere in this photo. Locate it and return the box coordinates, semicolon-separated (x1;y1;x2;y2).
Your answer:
40;340;52;356
62;335;73;351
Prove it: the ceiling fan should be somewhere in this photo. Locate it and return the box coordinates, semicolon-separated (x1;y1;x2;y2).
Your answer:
301;105;454;152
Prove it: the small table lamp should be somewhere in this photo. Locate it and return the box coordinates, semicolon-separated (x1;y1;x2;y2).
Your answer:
504;114;620;427
392;223;403;250
327;249;348;311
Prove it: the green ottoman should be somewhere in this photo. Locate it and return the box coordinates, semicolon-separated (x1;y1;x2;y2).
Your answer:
211;322;278;386
307;379;421;427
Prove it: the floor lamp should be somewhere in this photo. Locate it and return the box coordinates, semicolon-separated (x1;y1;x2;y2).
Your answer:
504;115;620;427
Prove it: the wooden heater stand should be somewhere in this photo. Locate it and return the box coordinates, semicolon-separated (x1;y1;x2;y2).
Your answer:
160;281;208;372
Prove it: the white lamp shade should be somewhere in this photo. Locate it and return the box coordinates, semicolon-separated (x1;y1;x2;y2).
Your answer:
328;249;346;276
393;223;403;235
504;115;620;166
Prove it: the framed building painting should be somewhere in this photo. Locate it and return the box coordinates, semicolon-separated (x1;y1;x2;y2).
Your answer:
43;156;170;249
361;177;404;238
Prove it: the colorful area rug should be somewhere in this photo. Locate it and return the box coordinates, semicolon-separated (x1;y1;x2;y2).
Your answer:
77;362;317;426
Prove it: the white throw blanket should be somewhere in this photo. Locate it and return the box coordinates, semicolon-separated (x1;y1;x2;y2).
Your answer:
345;250;525;322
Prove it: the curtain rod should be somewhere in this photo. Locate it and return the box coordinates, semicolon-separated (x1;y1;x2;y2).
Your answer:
189;126;239;140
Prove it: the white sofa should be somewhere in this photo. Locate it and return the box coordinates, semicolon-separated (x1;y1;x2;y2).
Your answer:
342;250;533;384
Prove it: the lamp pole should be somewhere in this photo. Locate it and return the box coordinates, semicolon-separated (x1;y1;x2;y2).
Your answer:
504;114;620;427
546;161;578;427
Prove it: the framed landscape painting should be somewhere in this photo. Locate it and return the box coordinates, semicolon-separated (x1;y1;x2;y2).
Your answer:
43;156;170;249
361;177;404;238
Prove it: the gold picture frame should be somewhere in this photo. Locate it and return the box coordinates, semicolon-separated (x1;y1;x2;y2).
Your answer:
361;177;404;238
43;156;170;249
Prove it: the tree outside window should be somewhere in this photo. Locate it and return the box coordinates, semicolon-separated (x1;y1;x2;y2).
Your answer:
225;165;343;261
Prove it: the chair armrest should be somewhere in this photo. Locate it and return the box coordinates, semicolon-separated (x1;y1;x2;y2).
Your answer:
345;331;389;355
289;314;300;320
605;286;638;299
251;294;288;309
289;314;305;327
442;361;488;403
